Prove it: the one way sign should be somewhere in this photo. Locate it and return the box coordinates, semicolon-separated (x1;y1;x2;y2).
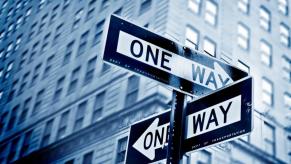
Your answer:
182;76;253;153
125;110;170;164
103;15;248;96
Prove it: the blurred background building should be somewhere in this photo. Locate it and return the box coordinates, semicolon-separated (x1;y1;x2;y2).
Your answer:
0;0;290;163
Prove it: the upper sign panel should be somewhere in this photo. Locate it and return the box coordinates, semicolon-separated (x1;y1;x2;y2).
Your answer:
103;15;248;96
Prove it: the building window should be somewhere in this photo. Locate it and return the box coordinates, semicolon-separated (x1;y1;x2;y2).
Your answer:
15;1;22;13
205;0;218;26
15;35;22;51
39;14;48;33
0;30;4;42
32;89;45;115
262;78;273;106
5;42;13;59
7;23;14;37
92;92;105;123
42;55;54;79
72;9;84;31
260;40;272;67
82;151;93;164
237;23;250;50
41;119;53;147
0;112;8;135
237;60;250;73
6;8;13;23
30;63;42;87
67;67;81;94
41;33;50;52
24;7;32;24
139;0;152;15
86;0;96;20
92;20;105;46
282;55;291;82
6;105;19;131
280;23;290;47
18;72;30;95
16;16;23;30
115;137;128;164
278;0;288;15
86;8;95;21
260;6;271;31
18;97;31;124
19;50;28;70
125;76;140;107
203;37;216;57
284;92;291;110
73;101;87;132
57;110;69;140
63;41;75;65
62;0;70;14
28;22;37;41
53;23;63;45
8;137;20;163
83;56;97;85
4;62;14;80
53;76;65;102
264;122;275;156
185;26;199;50
29;41;39;62
77;30;90;56
100;0;110;11
238;0;249;14
188;0;201;14
20;130;32;157
50;5;59;23
39;0;46;10
7;80;18;102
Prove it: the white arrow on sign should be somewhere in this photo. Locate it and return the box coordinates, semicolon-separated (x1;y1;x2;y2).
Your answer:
133;118;170;160
116;31;234;91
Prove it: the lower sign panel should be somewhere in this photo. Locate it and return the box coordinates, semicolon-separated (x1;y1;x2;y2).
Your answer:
182;77;252;153
125;110;170;164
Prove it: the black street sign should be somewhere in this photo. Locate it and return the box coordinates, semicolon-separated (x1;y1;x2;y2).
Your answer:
125;110;170;164
103;15;248;96
182;77;253;153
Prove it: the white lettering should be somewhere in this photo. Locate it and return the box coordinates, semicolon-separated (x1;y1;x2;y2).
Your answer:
186;95;241;139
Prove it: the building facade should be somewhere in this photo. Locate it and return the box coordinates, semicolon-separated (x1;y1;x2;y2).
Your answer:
0;0;290;164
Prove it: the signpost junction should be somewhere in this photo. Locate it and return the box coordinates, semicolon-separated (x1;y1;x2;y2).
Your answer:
103;15;253;164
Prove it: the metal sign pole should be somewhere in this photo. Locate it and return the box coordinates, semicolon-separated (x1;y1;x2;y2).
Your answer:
166;90;187;164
